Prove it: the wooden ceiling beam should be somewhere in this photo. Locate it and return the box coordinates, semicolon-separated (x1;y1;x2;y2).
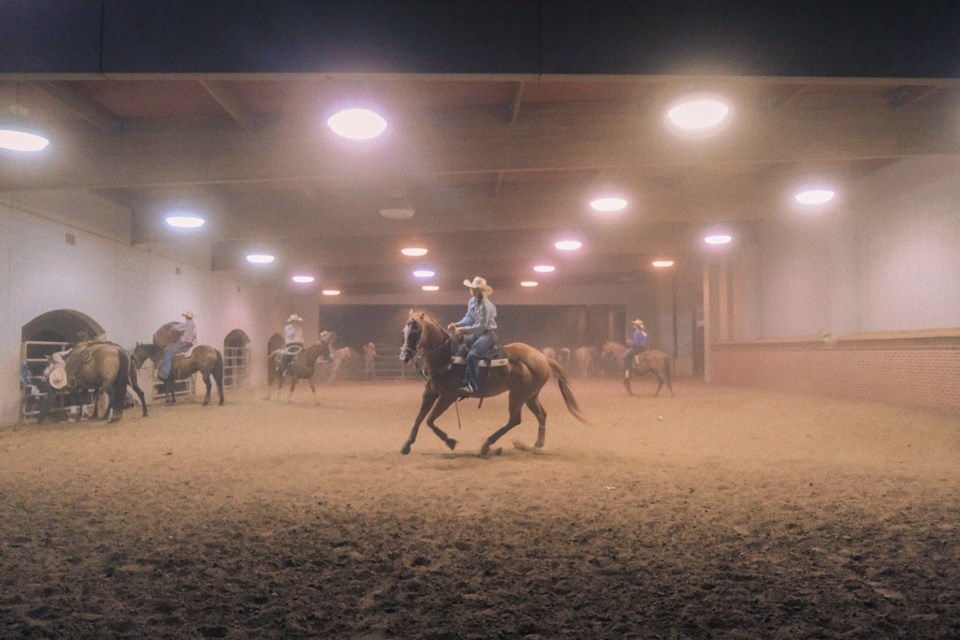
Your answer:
31;81;125;134
199;80;256;130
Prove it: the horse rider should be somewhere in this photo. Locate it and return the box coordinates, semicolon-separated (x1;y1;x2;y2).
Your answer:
279;314;305;377
158;311;197;381
447;276;498;396
623;318;648;379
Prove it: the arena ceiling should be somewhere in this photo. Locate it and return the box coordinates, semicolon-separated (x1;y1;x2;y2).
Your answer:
1;74;959;296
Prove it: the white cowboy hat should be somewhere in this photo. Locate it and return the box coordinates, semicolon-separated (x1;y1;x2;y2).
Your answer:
463;276;493;294
182;311;196;319
631;318;645;327
48;365;68;390
287;314;303;323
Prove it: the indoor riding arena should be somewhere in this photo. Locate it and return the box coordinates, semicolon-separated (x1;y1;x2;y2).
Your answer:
2;4;959;639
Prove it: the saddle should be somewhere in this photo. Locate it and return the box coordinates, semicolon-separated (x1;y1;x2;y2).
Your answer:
451;343;508;368
65;340;120;388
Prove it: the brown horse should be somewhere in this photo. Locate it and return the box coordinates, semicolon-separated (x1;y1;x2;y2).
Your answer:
601;341;674;397
266;341;332;402
133;342;225;406
399;310;588;456
60;341;147;423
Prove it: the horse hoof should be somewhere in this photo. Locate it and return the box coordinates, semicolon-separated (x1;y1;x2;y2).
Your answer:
400;443;411;455
446;439;457;451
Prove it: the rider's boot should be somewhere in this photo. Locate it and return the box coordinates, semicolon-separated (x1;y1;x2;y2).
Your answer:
624;369;631;379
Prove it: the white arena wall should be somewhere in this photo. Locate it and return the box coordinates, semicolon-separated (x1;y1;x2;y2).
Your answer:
0;196;309;427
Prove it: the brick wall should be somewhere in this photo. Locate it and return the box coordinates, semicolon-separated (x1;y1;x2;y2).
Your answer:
711;331;960;413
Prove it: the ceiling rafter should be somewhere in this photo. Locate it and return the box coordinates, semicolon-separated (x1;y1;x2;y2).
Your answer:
199;80;256;130
31;81;124;133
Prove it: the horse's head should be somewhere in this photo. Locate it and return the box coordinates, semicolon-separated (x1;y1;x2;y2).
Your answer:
400;312;424;364
132;342;159;365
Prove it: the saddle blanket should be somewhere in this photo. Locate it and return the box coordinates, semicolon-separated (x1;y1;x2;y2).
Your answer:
451;356;508;367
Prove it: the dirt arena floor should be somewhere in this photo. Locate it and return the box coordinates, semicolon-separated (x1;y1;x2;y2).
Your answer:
1;375;958;639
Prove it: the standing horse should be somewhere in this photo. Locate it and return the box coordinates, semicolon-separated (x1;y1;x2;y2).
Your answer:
399;310;588;456
362;342;377;380
266;341;332;402
59;341;147;423
601;341;674;397
133;343;225;406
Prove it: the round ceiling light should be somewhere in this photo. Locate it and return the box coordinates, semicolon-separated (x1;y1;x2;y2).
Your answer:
652;260;675;268
704;234;733;246
327;108;387;140
380;206;415;220
165;214;205;229
0;128;50;152
322;289;341;296
421;285;439;292
292;275;315;283
412;269;434;278
533;265;555;273
667;97;730;132
520;281;538;287
401;247;428;257
246;254;275;264
589;196;628;212
795;189;836;205
554;240;582;251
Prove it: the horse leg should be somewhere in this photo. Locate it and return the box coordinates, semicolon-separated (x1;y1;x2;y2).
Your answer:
623;375;634;396
201;372;212;406
479;393;525;456
423;394;459;451
306;377;320;404
165;377;176;405
401;389;441;455
524;396;548;450
215;369;225;406
654;374;664;397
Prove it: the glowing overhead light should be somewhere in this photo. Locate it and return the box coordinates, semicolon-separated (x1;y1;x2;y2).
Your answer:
246;254;275;264
795;189;836;205
327;108;387;140
322;289;341;296
421;285;439;292
652;260;675;268
667;97;730;132
533;265;555;273
380;206;415;219
291;275;315;284
704;234;733;245
590;196;628;212
165;214;205;229
0;127;50;151
520;281;538;287
412;269;434;278
554;240;582;251
401;247;428;257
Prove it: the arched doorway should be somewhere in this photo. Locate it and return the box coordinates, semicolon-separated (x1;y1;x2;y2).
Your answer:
20;310;106;423
223;329;252;389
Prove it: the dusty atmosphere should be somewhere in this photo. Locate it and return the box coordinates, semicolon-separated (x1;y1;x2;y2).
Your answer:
1;377;958;639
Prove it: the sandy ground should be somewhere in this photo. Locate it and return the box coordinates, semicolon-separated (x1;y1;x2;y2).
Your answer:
0;376;958;639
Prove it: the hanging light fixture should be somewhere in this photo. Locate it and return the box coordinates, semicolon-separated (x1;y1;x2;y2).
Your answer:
0;107;50;152
327;108;387;140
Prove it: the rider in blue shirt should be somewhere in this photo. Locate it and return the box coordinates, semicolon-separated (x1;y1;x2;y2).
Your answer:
447;276;498;396
623;318;648;378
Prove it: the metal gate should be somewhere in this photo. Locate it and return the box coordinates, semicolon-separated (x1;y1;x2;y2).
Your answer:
223;346;250;389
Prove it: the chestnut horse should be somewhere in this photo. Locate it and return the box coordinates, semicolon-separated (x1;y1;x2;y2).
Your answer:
133;342;225;406
266;341;332;402
601;341;674;397
399;310;588;456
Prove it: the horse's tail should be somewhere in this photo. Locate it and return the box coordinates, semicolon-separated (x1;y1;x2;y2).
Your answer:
112;347;131;413
214;348;225;382
547;357;589;424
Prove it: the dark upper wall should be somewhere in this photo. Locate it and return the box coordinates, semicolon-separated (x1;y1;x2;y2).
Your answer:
3;0;959;77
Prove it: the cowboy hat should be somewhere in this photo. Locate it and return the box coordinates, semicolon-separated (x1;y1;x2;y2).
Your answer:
286;314;303;323
182;311;195;319
631;318;645;327
47;365;68;390
463;276;493;294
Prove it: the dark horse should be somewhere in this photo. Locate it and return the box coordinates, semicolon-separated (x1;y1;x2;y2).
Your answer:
266;341;332;402
601;341;674;397
133;342;225;406
399;310;588;456
59;341;148;423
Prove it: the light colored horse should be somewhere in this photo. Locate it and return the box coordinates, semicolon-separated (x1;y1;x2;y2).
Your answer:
327;346;359;382
62;341;147;423
362;342;377;380
574;346;597;377
399;310;588;456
